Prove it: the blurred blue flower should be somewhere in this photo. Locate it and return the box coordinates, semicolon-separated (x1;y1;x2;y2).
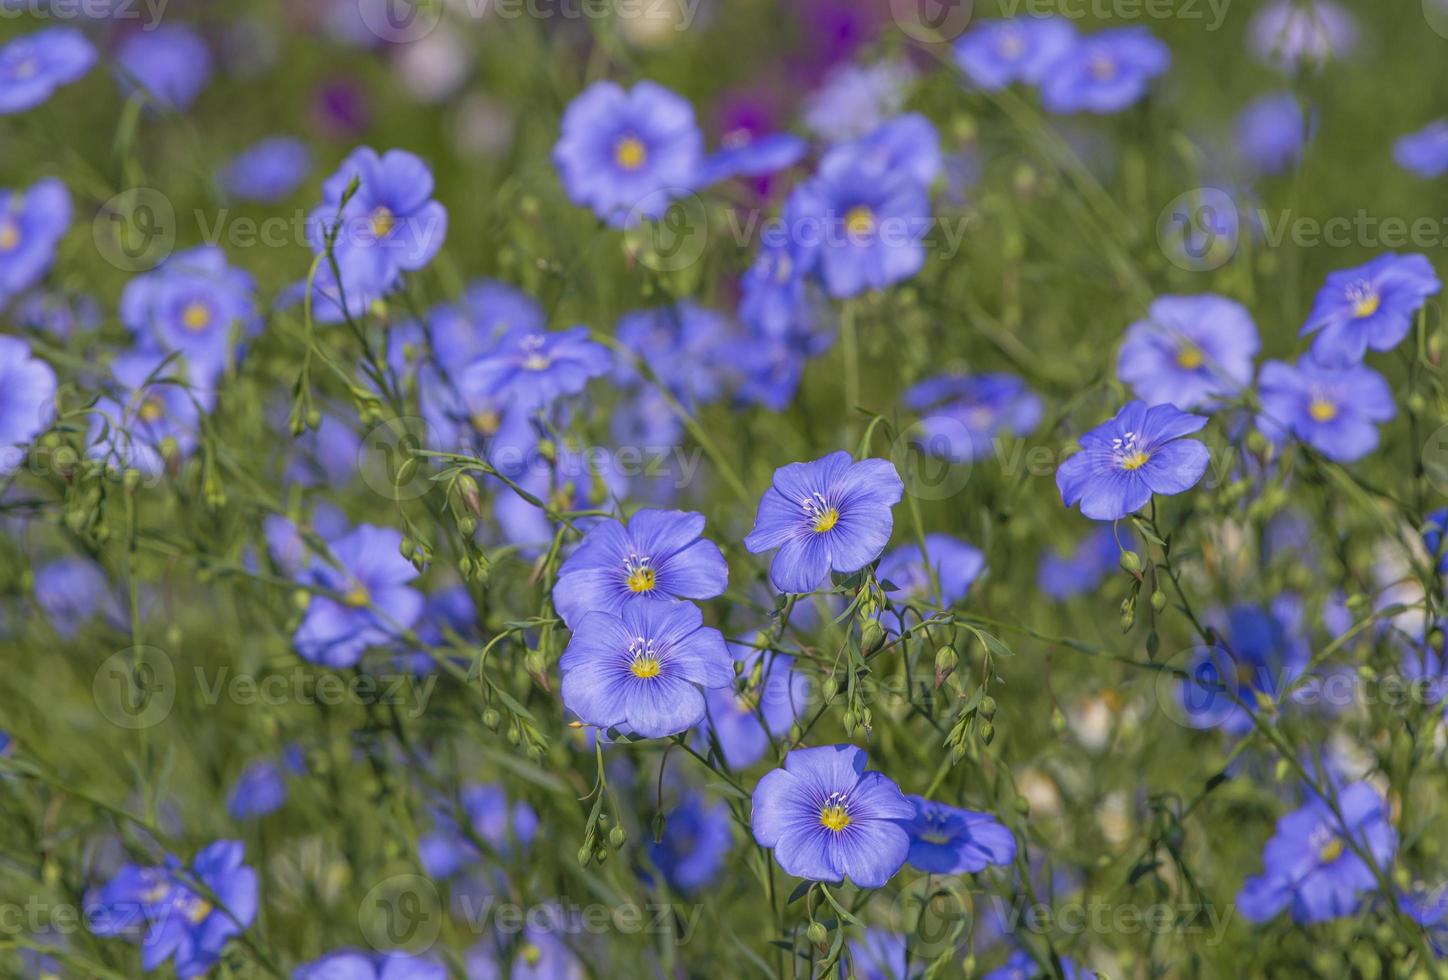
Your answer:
88;840;257;979
700;643;809;769
952;16;1075;91
227;759;289;821
614;302;736;406
1040;27;1169;115
823;113;941;188
1402;885;1448;956
13;288;100;339
700;131;807;186
0;178;72;306
744;452;903;594
802;61;913;142
1256;358;1394;463
420;783;539;879
1395;120;1448;179
34;557;117;638
844;928;916;980
1299;253;1440;366
983;948;1093;979
0;27;96;114
115;24;213;110
121;245;260;390
1038;526;1135;601
293;523;423;668
1238;782;1396;924
553;509;728;630
1248;0;1357;73
0;335;57;476
904;373;1043;462
1235;92;1309;175
217;136;312;203
295;950;447;980
460;326;610;413
1056;401;1210;521
1117;294;1259;410
751;744;912;887
899;794;1016;874
559;601;732;739
1178;600;1311;735
89;350;207;478
877;534;984;611
553;80;703;225
648;789;732;893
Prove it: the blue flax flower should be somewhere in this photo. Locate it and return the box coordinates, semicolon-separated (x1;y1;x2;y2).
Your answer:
0;335;57;476
1178;600;1311;735
420;783;539;879
1299;253;1441;365
904;373;1043;462
1238;782;1397;924
293;524;423;668
115;24;213;110
877;534;984;609
0;27;96;114
1116;294;1259;410
952;16;1075;91
648;789;733;893
120;245;260;390
553;80;703;225
751;744;913;888
845;928;916;980
1248;0;1357;73
701;643;809;769
1256;359;1394;463
460;325;610;412
553;509;728;630
1055;401;1210;521
0;178;72;306
1236;92;1309;175
88;350;209;478
1037;526;1135;601
227;759;290;821
295;951;447;980
1040;27;1169;115
984;948;1093;979
699;131;807;186
217;136;312;203
88;840;256;979
307;147;448;320
559;600;732;739
744;452;904;594
1403;886;1448;957
1395;120;1448;179
899;795;1015;875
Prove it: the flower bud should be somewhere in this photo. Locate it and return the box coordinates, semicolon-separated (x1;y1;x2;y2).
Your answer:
609;826;627;849
860;619;886;655
1119;550;1142;574
806;921;828;945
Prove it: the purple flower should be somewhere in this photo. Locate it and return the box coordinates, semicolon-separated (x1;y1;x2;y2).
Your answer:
1238;782;1397;924
553;509;728;631
227;759;289;821
1178;600;1311;735
293;523;424;668
1256;359;1394;463
700;643;809;769
0;27;96;115
559;601;732;739
1395;120;1448;179
1402;885;1448;957
822;114;942;189
877;534;984;609
750;744;912;887
120;245;260;390
740;239;817;339
788;143;931;299
614;302;737;406
553;80;704;225
34;557;118;638
1055;401;1210;521
1116;295;1259;409
13;288;100;339
903;373;1043;462
0;335;56;476
306;147;448;320
648;790;733;893
984;949;1092;980
1248;0;1358;73
952;16;1076;91
115;24;213;110
744;452;904;594
459;326;610;412
420;783;539;879
88;350;208;477
729;320;834;412
295;951;447;980
217;136;312;203
1299;253;1441;365
88;840;257;980
1040;27;1169;115
898;794;1016;874
1236;91;1309;175
1038;526;1135;601
0;178;72;305
802;61;913;142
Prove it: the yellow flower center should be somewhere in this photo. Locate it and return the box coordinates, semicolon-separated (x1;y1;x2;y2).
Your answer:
819;804;851;832
1309;398;1338;423
626;566;657;593
615;136;647;171
138;398;165;423
187;899;213;924
1175;345;1204;370
0;222;19;252
521;943;542;966
1120;451;1150;471
998;32;1025;59
812;507;840;533
182;301;212;332
1353;293;1381;319
370;205;396;239
344;585;371;607
1318;837;1344;864
845;205;875;238
630;656;661;679
11;57;38;80
471;409;500;435
1090;55;1117;80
